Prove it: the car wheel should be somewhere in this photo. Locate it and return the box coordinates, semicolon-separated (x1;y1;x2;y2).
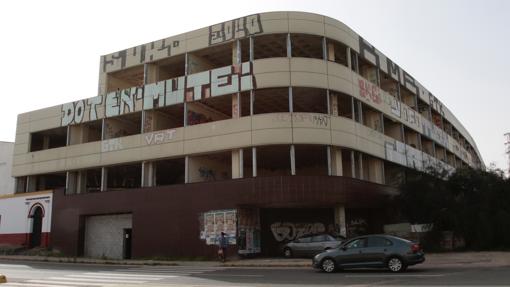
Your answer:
283;247;292;258
321;258;337;273
387;257;406;272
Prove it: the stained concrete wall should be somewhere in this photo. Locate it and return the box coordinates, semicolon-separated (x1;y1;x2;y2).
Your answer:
84;213;132;259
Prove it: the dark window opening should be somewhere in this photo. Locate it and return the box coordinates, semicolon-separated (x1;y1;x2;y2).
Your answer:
30;127;67;152
154;158;185;186
107;65;144;93
333;92;353;119
383;117;403;142
240;38;250;62
104;112;141;139
380;71;399;97
36;173;66;191
85;168;101;193
187;94;232;126
400;86;417;110
361;104;382;132
188;152;232;183
253;88;289;115
188;42;232;73
292;87;327;114
341;149;353;178
417;98;430;120
327;39;348;66
145;104;184;132
243;147;253;177
291;34;323;59
254;34;287;60
69;120;102;145
155;54;186;82
107;163;142;190
15;177;27;193
404;127;420;149
359;57;378;85
384;162;405;187
256;145;291;176
295;145;328;176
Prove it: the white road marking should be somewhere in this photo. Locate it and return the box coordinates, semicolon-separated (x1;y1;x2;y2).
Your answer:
67;274;162;280
345;274;445;278
47;276;146;283
1;283;76;287
84;272;178;278
26;280;107;286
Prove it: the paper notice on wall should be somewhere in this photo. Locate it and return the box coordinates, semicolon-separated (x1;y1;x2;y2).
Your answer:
200;209;237;245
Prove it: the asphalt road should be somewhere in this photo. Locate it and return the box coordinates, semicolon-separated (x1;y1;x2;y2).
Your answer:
1;260;510;286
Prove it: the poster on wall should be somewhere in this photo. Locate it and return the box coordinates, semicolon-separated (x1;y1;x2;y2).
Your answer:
237;207;261;255
200;209;237;245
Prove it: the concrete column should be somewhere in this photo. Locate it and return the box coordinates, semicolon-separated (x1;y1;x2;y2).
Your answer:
322;37;327;60
288;87;293;113
290;145;296;175
142;161;154;187
350;151;356;178
232;93;241;119
346;47;351;69
368;158;384;184
252;147;257;177
144;63;158;85
250;90;254;116
286;33;292;58
77;170;86;194
358;153;364;180
42;135;50;149
184;156;189;183
327;146;332;176
334;205;347;237
249;37;254;62
232;150;241;179
101;167;107;192
66;172;76;195
330;147;343;176
330;92;338;116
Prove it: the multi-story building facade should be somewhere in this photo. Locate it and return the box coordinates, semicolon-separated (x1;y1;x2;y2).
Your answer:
12;12;483;259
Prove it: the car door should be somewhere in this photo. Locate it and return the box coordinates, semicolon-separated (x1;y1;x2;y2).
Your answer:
310;235;327;256
364;236;394;266
293;236;312;257
336;237;368;267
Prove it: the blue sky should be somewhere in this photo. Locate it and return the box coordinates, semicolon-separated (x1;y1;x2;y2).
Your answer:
1;0;508;170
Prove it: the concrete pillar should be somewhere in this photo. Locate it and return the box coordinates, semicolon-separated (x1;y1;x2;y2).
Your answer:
368;157;384;184
142;161;154;187
346;47;352;70
286;33;291;58
232;93;241;119
77;171;86;194
232;150;241;179
330;92;338;116
101;167;107;192
288;87;293;113
290;145;296;175
334;205;347;237
184;156;189;183
330;147;343;176
252;147;257;177
350;151;356;178
144;63;158;85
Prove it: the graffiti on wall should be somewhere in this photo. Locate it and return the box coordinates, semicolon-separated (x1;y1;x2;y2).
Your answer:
209;14;263;45
200;209;237;245
384;141;406;166
144;129;176;145
292;114;330;128
101;138;122;152
270;222;326;242
358;78;382;105
61;62;254;127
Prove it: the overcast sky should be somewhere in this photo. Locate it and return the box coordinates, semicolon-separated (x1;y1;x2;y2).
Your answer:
1;0;509;170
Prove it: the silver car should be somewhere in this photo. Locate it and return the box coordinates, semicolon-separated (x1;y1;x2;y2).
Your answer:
283;234;344;258
312;234;425;273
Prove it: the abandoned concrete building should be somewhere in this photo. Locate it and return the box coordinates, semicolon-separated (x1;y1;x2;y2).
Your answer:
12;12;483;259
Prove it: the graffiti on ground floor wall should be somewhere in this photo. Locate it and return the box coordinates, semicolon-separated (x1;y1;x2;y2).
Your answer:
200;209;237;245
270;222;327;242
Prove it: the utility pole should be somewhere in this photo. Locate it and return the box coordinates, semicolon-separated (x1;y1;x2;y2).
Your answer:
505;133;510;177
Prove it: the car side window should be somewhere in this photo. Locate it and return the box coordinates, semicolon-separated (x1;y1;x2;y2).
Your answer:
345;238;367;249
368;237;393;247
326;235;336;241
312;235;326;242
297;237;312;243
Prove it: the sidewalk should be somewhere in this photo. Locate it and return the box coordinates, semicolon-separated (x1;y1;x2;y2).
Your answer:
0;252;509;268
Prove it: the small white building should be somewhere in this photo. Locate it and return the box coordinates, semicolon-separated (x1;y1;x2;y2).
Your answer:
0;141;14;196
0;190;52;248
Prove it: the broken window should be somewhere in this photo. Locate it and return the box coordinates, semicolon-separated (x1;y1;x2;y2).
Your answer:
292;87;327;114
326;39;348;66
30;127;67;152
253;88;289;115
188;152;232;183
362;104;383;132
291;34;323;59
154;158;185;186
107;65;144;93
383;117;403;142
69;120;102;145
256;145;291;176
104;112;141;139
253;34;287;60
188;42;233;74
106;163;142;190
294;145;328;176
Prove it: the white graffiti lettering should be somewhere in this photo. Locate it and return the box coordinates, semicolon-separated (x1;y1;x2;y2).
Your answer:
270;222;326;242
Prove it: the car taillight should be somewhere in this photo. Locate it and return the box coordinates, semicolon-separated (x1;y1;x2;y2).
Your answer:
411;243;421;253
